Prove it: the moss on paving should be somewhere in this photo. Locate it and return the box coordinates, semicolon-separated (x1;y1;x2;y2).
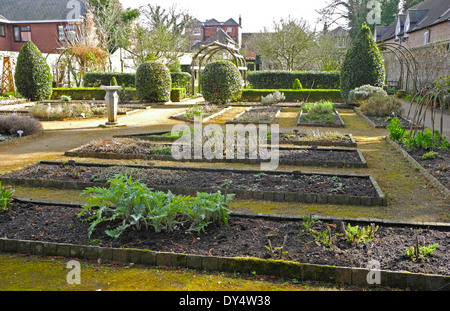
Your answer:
1;253;386;291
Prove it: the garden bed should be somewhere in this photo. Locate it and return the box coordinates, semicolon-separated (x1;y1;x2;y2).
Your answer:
226;106;282;124
170;104;232;123
0;200;448;279
116;130;357;147
386;137;449;195
0;161;385;206
296;109;345;127
64;138;367;168
354;107;416;129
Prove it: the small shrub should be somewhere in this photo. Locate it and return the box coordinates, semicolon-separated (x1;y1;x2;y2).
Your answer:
29;103;93;120
110;77;118;86
359;93;403;117
136;61;172;102
14;41;53;101
386;117;406;141
292;78;303;90
348;84;387;105
60;95;71;102
344;223;379;247
200;60;243;104
302;100;334;114
407;237;438;262
261;90;285;104
0;115;43;136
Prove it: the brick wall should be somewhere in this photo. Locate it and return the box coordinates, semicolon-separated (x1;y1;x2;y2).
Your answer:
405;22;450;48
381;39;450;91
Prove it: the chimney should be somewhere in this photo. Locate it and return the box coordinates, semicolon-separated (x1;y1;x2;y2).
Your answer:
239;15;242;27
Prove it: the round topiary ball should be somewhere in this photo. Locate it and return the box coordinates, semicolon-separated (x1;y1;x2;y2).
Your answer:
14;41;53;101
200;60;243;104
135;61;172;102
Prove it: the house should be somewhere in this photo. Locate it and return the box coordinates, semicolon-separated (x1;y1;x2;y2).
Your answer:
374;0;450;48
0;0;86;54
188;17;242;49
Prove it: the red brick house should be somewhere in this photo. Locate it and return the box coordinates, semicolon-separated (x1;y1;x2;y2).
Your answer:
188;17;242;49
0;0;86;54
374;0;450;47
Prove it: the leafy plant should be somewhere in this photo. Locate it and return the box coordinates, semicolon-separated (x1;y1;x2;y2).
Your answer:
387;117;406;142
310;226;337;248
78;174;234;238
261;90;285;104
0;182;14;212
60;95;72;102
344;223;379;247
136;60;172;102
421;150;440;160
292;78;303;90
265;234;288;259
406;236;438;262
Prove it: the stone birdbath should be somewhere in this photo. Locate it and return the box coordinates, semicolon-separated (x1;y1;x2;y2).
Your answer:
100;85;125;127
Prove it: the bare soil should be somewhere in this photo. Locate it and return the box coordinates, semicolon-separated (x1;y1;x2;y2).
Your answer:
1;201;449;276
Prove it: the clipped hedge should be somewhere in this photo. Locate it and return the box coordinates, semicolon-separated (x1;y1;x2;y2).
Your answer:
239;89;343;103
51;88;106;100
247;71;340;89
136;61;172;102
171;72;192;90
84;72;136;87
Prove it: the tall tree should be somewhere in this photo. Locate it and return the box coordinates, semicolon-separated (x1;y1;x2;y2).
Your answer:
252;17;316;71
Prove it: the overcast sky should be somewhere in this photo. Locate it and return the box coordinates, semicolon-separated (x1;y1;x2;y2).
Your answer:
119;0;328;33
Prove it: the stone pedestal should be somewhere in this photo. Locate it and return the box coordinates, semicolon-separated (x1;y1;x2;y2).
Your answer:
100;86;124;127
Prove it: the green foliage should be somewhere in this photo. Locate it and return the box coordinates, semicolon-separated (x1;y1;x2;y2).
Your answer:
78;174;234;238
340;24;385;103
386;117;406;141
248;71;340;89
14;41;53;101
84;72;137;87
110;77;118;86
407;241;438;262
292;78;303;90
171;72;192;90
51;88;107;100
60;95;72;102
359;93;404;117
240;89;343;103
135;61;172;102
200;60;243;105
0;182;14;212
421;150;440;160
403;129;450;150
170;88;186;102
301;100;334;114
344;223;379;247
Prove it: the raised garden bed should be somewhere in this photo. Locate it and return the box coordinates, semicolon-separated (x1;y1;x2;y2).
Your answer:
0;161;385;206
64;138;367;168
297;109;345;127
170;104;232;123
226;106;282;124
0;199;448;290
354;107;417;129
115;130;357;148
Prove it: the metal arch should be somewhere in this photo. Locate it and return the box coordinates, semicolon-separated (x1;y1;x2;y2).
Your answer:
191;41;247;94
378;42;419;92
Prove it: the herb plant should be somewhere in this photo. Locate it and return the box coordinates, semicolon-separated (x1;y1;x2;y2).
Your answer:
344;223;379;246
407;237;438;262
0;182;14;212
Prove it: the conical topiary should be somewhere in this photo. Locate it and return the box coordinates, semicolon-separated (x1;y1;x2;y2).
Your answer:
292;78;303;90
340;23;385;103
14;41;53;101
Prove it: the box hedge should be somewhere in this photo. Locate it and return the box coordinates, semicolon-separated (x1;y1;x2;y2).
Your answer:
239;89;342;103
170;88;186;102
247;71;340;89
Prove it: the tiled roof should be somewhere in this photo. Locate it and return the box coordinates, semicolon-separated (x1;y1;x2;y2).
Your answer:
0;0;86;22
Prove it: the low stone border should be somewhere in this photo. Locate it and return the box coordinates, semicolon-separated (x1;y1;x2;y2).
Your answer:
385;136;449;198
296;109;346;128
0;203;448;291
0;160;386;206
170;106;233;123
226;107;282;124
64;145;368;169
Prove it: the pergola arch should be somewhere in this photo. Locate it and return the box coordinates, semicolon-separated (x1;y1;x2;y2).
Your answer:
190;41;247;95
378;42;419;92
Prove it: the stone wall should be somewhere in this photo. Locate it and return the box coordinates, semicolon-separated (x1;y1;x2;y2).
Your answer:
381;39;450;92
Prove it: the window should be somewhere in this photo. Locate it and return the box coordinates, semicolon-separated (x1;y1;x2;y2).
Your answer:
193;27;201;35
0;24;5;37
226;27;232;33
423;31;429;45
13;25;31;42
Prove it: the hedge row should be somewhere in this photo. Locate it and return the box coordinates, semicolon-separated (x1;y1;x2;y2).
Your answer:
51;87;186;102
247;71;340;89
239;89;343;103
84;72;192;90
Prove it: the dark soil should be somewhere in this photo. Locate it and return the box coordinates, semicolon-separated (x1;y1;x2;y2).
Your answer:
297;111;343;127
1;201;449;276
1;162;377;197
71;138;363;165
228;107;281;123
366;115;413;128
279;132;354;145
401;145;450;190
